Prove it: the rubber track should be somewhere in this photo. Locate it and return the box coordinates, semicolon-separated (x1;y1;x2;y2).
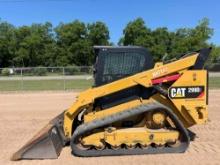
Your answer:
70;102;190;157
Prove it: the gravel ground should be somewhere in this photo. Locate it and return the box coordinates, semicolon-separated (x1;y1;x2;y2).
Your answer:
0;90;220;165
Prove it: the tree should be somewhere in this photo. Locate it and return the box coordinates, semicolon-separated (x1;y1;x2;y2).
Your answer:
55;20;91;66
55;20;110;66
88;21;110;45
210;46;220;63
87;21;110;63
13;22;55;67
170;18;213;58
119;18;170;61
150;27;172;61
0;20;16;67
119;18;152;46
0;18;217;67
119;17;214;62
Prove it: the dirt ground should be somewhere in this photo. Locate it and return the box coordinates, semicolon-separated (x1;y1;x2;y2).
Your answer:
0;90;220;165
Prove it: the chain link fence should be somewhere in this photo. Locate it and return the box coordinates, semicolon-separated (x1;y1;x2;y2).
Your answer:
0;66;94;91
206;63;220;72
0;64;220;91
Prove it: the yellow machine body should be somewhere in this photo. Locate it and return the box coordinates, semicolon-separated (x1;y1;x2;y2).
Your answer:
63;53;208;137
11;47;210;161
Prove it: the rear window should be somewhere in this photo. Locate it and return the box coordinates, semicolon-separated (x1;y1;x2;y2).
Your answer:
94;47;153;86
103;51;145;76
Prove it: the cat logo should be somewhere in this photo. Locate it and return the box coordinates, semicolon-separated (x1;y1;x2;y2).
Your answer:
169;87;186;98
168;86;205;99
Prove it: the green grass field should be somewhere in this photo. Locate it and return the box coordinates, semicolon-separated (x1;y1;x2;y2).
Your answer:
0;79;93;91
0;77;219;91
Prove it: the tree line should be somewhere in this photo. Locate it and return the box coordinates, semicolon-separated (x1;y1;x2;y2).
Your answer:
0;17;219;67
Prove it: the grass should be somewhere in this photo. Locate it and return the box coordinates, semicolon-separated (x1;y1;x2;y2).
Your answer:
0;79;93;91
209;77;220;89
0;77;219;91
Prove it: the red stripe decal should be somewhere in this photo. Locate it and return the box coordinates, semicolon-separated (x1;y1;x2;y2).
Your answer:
152;74;181;85
198;92;204;98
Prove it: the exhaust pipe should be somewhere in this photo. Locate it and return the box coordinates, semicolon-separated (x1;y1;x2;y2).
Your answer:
11;112;66;161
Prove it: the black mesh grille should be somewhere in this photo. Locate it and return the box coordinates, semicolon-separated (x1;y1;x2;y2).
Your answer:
94;47;154;86
103;52;145;75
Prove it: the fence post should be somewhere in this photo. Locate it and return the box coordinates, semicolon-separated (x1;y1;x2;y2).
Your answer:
63;67;66;90
21;68;23;91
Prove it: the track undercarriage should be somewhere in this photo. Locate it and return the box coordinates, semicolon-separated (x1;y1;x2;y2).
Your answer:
71;103;190;157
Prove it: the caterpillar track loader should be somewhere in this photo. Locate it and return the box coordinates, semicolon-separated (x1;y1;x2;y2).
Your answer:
11;46;211;160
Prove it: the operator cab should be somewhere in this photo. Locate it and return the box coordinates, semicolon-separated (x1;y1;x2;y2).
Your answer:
93;46;154;110
94;46;154;87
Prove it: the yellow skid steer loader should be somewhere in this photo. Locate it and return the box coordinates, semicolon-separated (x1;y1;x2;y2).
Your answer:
11;46;211;160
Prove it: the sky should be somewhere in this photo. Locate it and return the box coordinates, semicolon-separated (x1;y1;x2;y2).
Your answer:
0;0;219;45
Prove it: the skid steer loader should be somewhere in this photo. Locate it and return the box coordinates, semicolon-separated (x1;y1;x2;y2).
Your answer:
11;46;211;160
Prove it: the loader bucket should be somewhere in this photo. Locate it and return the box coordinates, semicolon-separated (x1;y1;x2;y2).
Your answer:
11;113;65;161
